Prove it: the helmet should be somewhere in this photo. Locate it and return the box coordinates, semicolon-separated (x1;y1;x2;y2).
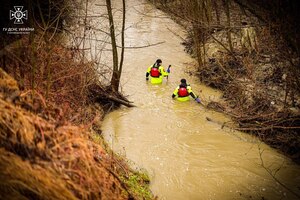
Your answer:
180;79;186;84
156;59;162;64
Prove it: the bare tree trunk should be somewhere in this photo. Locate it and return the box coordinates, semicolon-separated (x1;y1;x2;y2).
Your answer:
191;0;205;69
213;0;220;25
45;40;51;99
106;0;119;92
106;0;126;92
193;25;204;68
224;0;233;53
204;0;213;25
29;34;36;92
118;0;126;83
82;0;89;61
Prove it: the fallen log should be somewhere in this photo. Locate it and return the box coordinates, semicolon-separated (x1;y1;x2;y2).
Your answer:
104;94;136;108
87;83;135;108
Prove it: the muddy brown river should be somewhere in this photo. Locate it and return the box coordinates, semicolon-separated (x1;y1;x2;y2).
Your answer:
80;0;300;199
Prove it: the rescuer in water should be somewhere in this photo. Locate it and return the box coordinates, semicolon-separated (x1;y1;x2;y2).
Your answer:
172;79;201;103
146;59;171;84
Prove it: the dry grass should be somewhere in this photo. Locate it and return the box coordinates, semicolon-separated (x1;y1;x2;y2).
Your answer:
0;68;130;199
0;32;153;199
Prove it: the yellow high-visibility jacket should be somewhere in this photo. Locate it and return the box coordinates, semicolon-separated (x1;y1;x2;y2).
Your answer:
146;65;169;84
172;85;196;101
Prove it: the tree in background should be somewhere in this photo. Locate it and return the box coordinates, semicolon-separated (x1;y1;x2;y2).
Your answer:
106;0;126;92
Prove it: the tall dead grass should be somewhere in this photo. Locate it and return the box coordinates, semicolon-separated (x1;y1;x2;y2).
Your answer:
0;68;128;199
0;29;153;198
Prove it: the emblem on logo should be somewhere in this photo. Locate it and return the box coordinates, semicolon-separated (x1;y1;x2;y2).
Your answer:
10;6;28;24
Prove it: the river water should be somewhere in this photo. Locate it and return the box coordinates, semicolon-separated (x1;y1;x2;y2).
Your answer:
82;0;300;199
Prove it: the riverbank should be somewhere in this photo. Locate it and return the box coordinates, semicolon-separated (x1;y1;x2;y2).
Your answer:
150;0;300;163
0;0;155;198
0;34;154;199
